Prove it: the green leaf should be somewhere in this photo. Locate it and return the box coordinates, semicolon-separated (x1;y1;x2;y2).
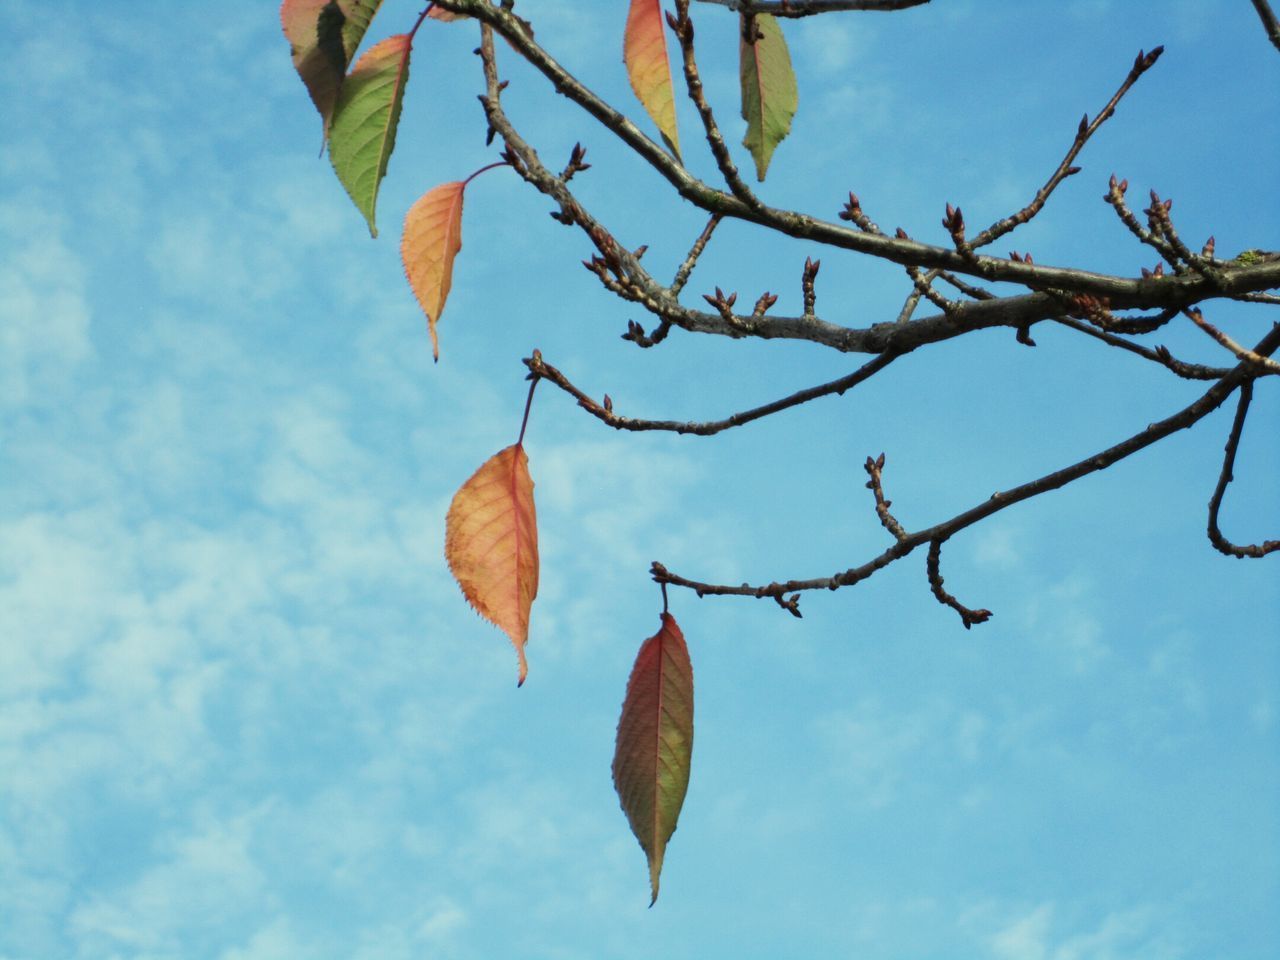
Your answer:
328;33;412;237
280;0;385;135
739;13;798;182
612;612;695;905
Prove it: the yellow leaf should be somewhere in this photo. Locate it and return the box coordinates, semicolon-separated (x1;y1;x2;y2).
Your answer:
624;0;681;160
402;180;465;362
445;444;539;685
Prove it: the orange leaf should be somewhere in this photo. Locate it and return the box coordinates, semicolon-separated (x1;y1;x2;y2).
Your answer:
445;443;539;685
613;612;695;905
427;7;467;22
623;0;681;160
281;0;385;134
281;0;348;132
402;180;466;362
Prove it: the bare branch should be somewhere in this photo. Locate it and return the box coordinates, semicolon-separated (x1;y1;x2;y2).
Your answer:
1251;0;1280;52
671;213;723;296
927;539;992;628
1185;309;1280;373
864;453;909;543
692;0;931;15
524;350;897;436
651;325;1280;604
1053;316;1232;380
971;47;1164;250
671;0;763;207
1207;381;1280;557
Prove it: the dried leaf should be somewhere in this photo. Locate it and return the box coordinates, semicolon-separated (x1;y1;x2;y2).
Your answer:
613;612;695;905
445;444;539;686
739;13;797;181
402;180;465;362
328;33;412;237
427;7;467;22
624;0;681;160
280;0;385;134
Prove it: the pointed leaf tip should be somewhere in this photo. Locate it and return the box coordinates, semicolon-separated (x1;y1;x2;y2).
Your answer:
445;444;539;686
328;32;412;236
613;612;694;904
624;0;681;160
402;180;466;362
739;13;797;181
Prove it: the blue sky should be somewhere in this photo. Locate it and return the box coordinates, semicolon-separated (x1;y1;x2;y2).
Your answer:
2;1;1278;958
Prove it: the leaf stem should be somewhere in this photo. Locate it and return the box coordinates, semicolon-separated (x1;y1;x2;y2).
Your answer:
463;160;511;188
409;5;435;44
517;368;540;446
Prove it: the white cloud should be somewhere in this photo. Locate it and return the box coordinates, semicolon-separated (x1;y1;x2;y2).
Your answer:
984;901;1185;960
0;200;93;407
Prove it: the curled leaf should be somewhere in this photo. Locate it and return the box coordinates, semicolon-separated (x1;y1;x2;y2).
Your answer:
280;0;385;134
739;13;797;181
613;612;695;905
402;180;465;362
624;0;681;160
328;33;412;236
445;444;539;686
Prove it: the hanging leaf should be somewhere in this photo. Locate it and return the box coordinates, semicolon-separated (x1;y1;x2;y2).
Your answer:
624;0;681;160
402;180;465;362
280;0;385;134
445;444;540;686
739;13;798;182
281;0;349;131
328;33;412;237
613;612;695;905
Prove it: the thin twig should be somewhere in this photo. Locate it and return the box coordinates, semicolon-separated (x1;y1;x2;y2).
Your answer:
692;0;931;14
927;539;992;628
971;47;1165;250
1052;316;1231;380
864;453;909;542
671;0;763;207
1251;0;1280;52
1207;380;1280;557
1185;309;1280;373
671;213;724;296
524;350;897;435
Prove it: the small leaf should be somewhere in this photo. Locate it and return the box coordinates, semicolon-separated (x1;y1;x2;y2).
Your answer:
281;0;385;134
739;13;798;181
624;0;681;160
402;180;465;361
445;444;540;686
328;33;412;237
427;7;467;22
613;612;695;905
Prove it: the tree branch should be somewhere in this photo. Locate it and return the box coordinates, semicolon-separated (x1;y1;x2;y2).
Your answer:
652;324;1280;608
1207;380;1280;557
691;0;931;15
524;350;896;435
1251;0;1280;52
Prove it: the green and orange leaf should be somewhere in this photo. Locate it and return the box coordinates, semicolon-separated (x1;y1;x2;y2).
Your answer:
739;13;798;181
281;0;385;133
613;612;695;905
624;0;681;160
445;444;540;686
328;33;412;236
402;180;465;362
